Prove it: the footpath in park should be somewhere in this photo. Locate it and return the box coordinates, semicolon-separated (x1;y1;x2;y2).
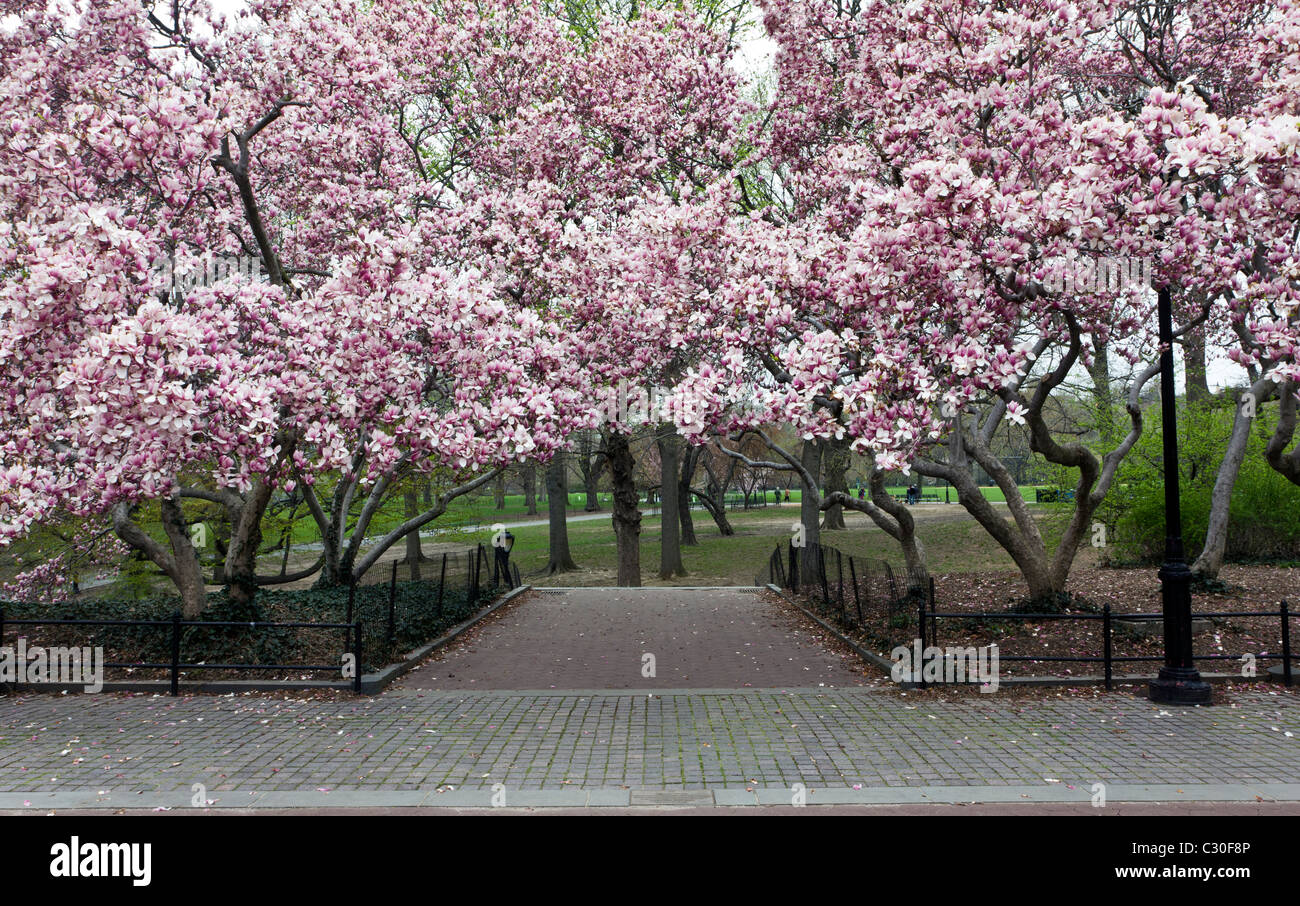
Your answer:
0;587;1298;812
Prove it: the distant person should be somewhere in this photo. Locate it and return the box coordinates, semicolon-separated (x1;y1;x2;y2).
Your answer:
858;487;866;501
784;490;790;503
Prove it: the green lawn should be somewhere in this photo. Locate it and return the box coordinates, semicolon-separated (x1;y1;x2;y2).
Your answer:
285;488;804;544
248;479;1063;594
488;504;1055;587
877;484;1048;503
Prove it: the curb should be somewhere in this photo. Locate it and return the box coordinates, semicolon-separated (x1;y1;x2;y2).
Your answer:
6;782;1300;811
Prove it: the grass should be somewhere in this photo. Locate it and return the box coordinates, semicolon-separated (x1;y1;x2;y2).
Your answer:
878;484;1049;504
134;482;1047;553
283;488;803;544
489;502;1059;587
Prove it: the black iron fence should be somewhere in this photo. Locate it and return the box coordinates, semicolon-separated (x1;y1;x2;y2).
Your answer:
768;540;927;648
344;542;518;655
918;604;1297;689
769;540;1299;688
1;543;520;695
0;611;361;694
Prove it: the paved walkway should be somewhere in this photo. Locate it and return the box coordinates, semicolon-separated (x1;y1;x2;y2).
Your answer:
1;685;1298;808
399;587;872;690
0;587;1298;809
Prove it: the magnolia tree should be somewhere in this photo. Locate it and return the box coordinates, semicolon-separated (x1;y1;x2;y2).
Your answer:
0;0;594;614
657;0;1210;600
726;0;1300;597
521;5;753;585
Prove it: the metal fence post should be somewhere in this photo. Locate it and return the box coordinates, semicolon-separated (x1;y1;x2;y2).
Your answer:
836;550;845;621
1103;604;1113;691
789;539;798;592
848;557;862;623
1283;600;1293;688
470;548;479;602
917;601;927;688
344;579;356;649
928;577;937;649
436;553;447;619
387;560;398;647
169;611;181;697
352;620;363;693
818;546;829;609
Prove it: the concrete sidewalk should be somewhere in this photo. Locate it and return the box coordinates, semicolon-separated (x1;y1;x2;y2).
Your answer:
0;686;1297;810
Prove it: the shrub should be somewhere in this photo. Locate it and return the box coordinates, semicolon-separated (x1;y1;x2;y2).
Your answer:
1100;398;1300;566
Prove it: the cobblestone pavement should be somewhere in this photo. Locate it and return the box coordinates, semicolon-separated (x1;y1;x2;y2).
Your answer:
0;686;1297;806
398;587;873;689
0;587;1297;808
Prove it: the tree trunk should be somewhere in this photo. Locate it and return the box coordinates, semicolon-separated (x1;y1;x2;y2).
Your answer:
546;452;578;574
870;473;928;581
315;519;345;588
113;495;207;618
657;427;687;578
694;490;734;536
1266;379;1300;486
820;437;848;530
494;472;506;510
578;431;605;511
402;489;424;580
523;463;538;516
222;473;282;611
1193;378;1275;578
678;444;700;546
1089;340;1116;443
822;470;930;582
914;447;1058;600
211;526;229;585
696;455;736;536
798;440;822;578
161;496;207;617
607;429;642;586
1184;324;1211;408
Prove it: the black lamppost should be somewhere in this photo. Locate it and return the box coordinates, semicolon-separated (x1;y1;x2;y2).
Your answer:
1149;286;1213;705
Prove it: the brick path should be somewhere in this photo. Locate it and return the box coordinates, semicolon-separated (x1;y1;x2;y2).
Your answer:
1;685;1298;807
398;587;872;689
0;587;1297;809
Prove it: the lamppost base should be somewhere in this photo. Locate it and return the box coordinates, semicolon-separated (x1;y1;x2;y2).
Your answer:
1148;667;1213;705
